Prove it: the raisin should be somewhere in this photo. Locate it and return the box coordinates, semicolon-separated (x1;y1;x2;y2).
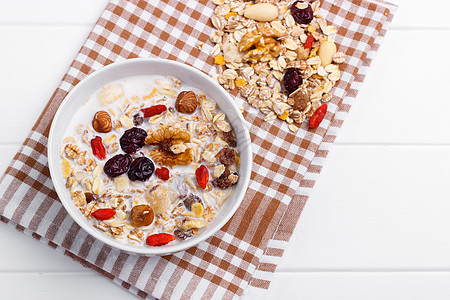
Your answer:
174;229;194;240
217;147;235;166
222;131;237;147
132;112;144;126
212;169;237;190
131;204;154;227
183;193;201;211
291;1;314;25
84;192;98;203
120;127;147;154
128;157;155;181
283;68;303;94
104;154;132;177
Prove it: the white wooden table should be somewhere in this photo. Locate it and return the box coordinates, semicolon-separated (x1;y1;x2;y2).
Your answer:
2;0;450;299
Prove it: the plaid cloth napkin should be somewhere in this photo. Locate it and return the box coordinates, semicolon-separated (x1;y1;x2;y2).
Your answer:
0;0;396;298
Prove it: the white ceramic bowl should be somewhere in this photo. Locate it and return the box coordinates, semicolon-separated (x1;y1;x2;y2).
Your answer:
48;58;252;255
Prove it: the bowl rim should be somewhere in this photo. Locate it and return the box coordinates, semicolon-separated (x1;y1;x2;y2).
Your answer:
47;57;252;255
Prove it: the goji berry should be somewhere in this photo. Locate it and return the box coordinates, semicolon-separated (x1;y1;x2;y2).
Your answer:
141;105;167;118
155;167;170;181
91;136;106;160
146;233;175;246
92;208;116;220
304;35;314;50
195;165;209;189
309;103;328;129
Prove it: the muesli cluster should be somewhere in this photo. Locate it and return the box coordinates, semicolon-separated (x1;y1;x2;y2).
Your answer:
210;0;346;131
60;76;240;247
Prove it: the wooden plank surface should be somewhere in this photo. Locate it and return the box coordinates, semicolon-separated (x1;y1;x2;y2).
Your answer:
2;0;450;299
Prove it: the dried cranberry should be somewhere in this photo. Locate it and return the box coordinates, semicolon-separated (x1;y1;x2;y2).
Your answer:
217;147;236;166
128;157;155;181
132;112;144;126
120;127;147;154
222;131;237;147
155;167;170;181
291;1;314;25
104;154;132;177
283;68;303;94
174;229;193;240
183;193;201;211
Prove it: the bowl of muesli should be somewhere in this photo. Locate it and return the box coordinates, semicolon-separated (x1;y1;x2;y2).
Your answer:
48;58;252;255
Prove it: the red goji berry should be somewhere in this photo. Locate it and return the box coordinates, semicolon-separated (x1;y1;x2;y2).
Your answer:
91;208;116;220
91;136;106;160
146;233;175;246
155;167;170;181
195;165;209;189
141;105;167;118
309;103;327;129
304;35;314;50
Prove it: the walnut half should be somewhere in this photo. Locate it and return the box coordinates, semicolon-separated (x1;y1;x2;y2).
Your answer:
145;125;194;166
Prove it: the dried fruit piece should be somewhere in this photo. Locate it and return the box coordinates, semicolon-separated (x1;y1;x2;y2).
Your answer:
175;91;198;114
195;165;209;189
304;35;314;50
291;1;314;25
91;136;106;160
222;131;237;147
104;154;133;177
192;203;204;217
283;68;303;94
141;104;167;118
212;168;238;189
146;185;172;214
155;167;170;181
174;229;193;240
131;204;154;227
291;88;310;111
92;111;112;133
309;103;328;129
146;233;175;246
61;159;71;178
92;208;116;220
183;193;201;211
132;112;144;126
120;127;147;154
216;147;235;166
84;192;98;203
128;157;155;181
214;54;225;65
181;219;208;231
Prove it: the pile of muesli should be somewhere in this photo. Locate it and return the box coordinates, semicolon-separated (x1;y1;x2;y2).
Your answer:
60;76;240;247
209;0;345;131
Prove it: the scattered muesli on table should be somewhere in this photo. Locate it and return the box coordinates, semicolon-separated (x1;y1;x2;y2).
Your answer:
210;0;346;131
60;76;240;246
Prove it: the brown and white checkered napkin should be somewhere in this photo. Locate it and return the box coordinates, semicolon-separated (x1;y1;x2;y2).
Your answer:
0;0;396;298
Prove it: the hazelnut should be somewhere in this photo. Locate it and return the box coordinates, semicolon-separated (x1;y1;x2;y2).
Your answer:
175;91;198;114
92;111;112;133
